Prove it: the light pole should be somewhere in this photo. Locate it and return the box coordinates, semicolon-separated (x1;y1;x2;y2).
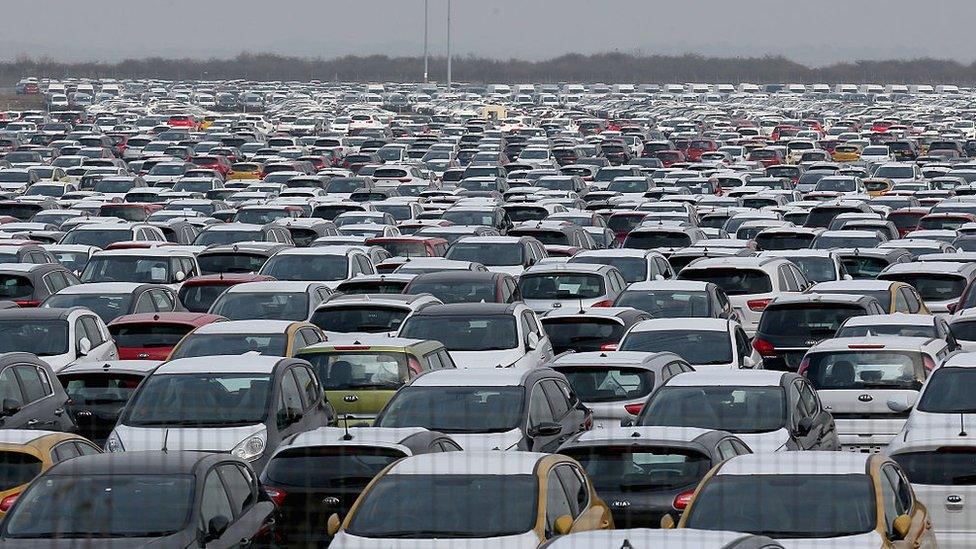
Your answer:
423;0;429;83
446;0;452;91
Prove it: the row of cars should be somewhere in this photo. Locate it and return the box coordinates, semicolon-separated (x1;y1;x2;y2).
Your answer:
1;76;976;547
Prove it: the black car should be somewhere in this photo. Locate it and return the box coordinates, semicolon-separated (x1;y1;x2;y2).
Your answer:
196;242;292;275
540;307;649;354
753;294;886;371
0;451;277;547
0;352;75;432
55;360;160;445
834;247;912;279
0;263;79;307
558;427;751;528
260;427;460;545
402;271;521;303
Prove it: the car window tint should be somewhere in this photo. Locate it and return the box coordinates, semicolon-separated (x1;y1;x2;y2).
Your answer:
798;381;820;416
717;439;737;461
884;465;913;514
14;365;46;403
74;441;100;456
556;465;588;518
292;366;318;409
545;469;573;535
529;383;555;426
134;293;154;313
0;367;23;402
280;370;303;416
81;317;106;347
895;288;910;312
437;349;455;369
200;470;234;528
219;464;255;517
52;441;80;462
425;352;442;371
542;379;570;419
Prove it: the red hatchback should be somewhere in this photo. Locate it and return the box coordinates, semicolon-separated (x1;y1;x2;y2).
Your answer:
108;312;226;360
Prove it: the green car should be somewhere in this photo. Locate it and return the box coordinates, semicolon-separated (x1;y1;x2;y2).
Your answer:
296;337;456;425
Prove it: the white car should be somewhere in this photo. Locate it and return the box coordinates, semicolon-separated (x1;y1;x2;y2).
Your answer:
397;302;552;369
618;318;760;369
0;307;117;371
258;246;376;290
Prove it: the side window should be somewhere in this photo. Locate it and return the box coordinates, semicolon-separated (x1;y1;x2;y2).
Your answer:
879;468;901;537
735;329;751;360
731;439;751;455
500;281;512;303
656;257;673;278
894;288;910;313
545;469;574;536
200;470;234;528
52;441;81;462
542;380;570;419
151;290;174;311
81;317;106;347
279;370;304;418
0;367;23;403
777;266;794;291
134;293;155;313
292;366;319;409
528;383;555;427
437;349;456;369
218;464;256;517
75;441;101;456
788;383;803;430
789;266;808;290
521;312;535;346
509;279;522;301
884;465;913;515
902;288;920;313
74;318;90;349
717;439;737;461
358;255;374;274
425;352;442;371
798;380;820;416
292;330;309;351
14;365;47;404
556;465;588;518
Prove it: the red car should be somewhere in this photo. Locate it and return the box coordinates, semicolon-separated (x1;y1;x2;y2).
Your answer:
177;273;276;313
366;236;450;273
887;207;931;238
168;114;199;130
686;139;718;161
655;150;685;168
108;312;227;360
190;155;232;176
747;148;784;167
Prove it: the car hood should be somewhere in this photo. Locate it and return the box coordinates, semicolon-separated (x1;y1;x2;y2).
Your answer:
38;353;74;373
114;423;264;452
734;428;791;453
331;531;539;548
445;428;523;451
448;349;524;369
776;531;883;548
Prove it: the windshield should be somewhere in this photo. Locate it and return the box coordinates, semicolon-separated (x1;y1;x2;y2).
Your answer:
81;257;172;284
441;211;496;227
554;366;653;403
261;255;347;281
0;275;32;299
93;180;134;193
210;292;309;321
0;451;42;491
875;166;914;179
881;274;965;301
615;289;712;318
44;294;133;323
377;385;523;433
446;243;522;267
169;333;287;359
625;232;692;249
564;446;711;492
804;351;922;390
197;253;268;275
373;241;427;257
759;305;865;339
310;306;408;333
894;450;976;486
60;372;144;406
235;209;290;225
399;315;518;351
640;386;785;432
684;474;876;538
178;284;230;312
3;474;193;539
406;280;497;303
303;351;407;390
0;320;68;356
124;373;271;426
520;274;605;299
620;330;733;365
346;474;536;538
194;230;265;247
543;318;625;354
62;229;132;248
917;368;976;413
570;257;646;283
680;268;772;295
109;323;194;349
265;446;406;490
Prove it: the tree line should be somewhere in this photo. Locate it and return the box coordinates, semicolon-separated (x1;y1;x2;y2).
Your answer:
4;52;976;85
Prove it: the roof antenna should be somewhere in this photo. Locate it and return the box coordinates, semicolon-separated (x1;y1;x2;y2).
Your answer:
578;298;585;314
161;428;170;453
960;413;968;437
341;415;353;441
620;540;634;549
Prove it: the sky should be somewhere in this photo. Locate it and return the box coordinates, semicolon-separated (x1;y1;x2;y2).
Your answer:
6;0;976;66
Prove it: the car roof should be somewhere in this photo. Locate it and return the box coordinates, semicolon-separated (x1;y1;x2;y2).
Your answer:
625;280;710;291
717;451;870;476
881;261;976;275
573;426;716;444
0;429;63;445
810;280;898;291
51;282;157;294
281;427;431;451
387;450;549;476
409;368;536;387
523;263;616;275
666;369;786;387
408;270;502;282
551;350;677;368
767;293;875;306
56;359;162;375
844;313;936;327
411;302;520;317
191;319;299;334
155;354;288;374
46;450;222;476
808;336;939;353
0;307;75;320
223;281;318;293
629;317;730;332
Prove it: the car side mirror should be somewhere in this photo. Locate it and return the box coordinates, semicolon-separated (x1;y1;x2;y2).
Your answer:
527;421;562;438
796;416;815;437
843;273;853;281
78;337;92;356
947;302;958;314
620;417;635;427
654;274;665;281
327;513;342;537
887;394;916;413
660;513;676;529
1;398;21;417
554;515;574;536
204;515;230;542
892;514;912;540
527;257;537;267
175;271;186;282
526;332;540;350
277;409;301;428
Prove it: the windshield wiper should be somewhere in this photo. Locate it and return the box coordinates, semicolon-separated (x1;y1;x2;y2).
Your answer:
372;530;486;539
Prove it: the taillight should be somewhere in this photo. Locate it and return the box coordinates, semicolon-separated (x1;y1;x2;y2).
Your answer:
747;298;772;311
13;300;40;307
672;489;695;511
399;178;412;182
752;338;776;357
599;343;619;351
797;356;811;375
262;485;286;506
624;403;644;415
0;493;19;512
923;355;935;371
592;299;613;307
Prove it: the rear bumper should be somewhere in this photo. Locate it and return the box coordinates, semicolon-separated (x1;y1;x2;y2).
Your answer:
835;418;905;451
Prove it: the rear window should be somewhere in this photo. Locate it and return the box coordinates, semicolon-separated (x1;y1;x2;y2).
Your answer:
0;451;42;491
58;372;144;406
509;230;570;246
624;232;692;249
520;274;606;299
178;283;231;313
553;365;653;403
542;318;626;353
803;350;923;390
302;351;408;390
309;306;409;334
562;446;711;492
893;450;976;486
0;274;33;299
879;274;966;301
840;257;891;280
108;323;195;348
264;446;406;488
680;268;772;295
758;304;866;338
197;253;268;275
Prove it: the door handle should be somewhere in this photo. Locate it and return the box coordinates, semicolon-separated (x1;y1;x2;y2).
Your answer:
54;408;64;417
25;419;38;428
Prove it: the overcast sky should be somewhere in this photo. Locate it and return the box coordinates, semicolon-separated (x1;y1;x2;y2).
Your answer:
8;0;976;66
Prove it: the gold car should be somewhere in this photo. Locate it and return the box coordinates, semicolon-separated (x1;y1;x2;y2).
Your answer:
864;177;894;197
809;280;930;315
228;161;264;180
833;144;862;162
669;452;935;549
167;320;326;360
0;430;101;517
328;452;613;546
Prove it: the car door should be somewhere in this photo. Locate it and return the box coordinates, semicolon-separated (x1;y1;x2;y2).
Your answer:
293;365;331;427
80;315;117;362
215;463;276;547
527;382;561;452
542;379;579;446
274;368;307;442
0;364;38;429
198;466;249;548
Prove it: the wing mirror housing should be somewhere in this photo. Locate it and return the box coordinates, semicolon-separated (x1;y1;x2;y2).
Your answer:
327;513;342;537
527;421;561;438
554;515;574;536
887;394;916;413
526;332;540;350
78;337;92;356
